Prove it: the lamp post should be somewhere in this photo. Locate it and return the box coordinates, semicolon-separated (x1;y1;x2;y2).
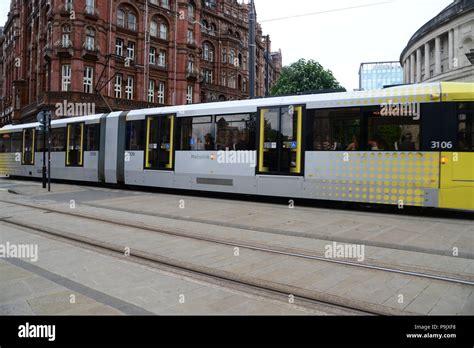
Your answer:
248;0;256;99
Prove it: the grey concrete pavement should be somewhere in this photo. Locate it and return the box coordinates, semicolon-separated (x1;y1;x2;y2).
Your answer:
1;178;473;315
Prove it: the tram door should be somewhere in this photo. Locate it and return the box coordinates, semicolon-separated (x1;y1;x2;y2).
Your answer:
22;128;35;165
66;123;84;167
258;106;303;175
145;115;175;170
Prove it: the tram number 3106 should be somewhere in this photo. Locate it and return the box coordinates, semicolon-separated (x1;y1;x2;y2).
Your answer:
431;141;453;150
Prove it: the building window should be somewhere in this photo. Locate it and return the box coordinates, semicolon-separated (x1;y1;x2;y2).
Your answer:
118;7;138;31
188;2;195;21
203;42;214;62
128;13;137;31
126;76;134;100
222;48;227;63
161;0;170;9
85;27;95;51
127;42;135;62
229;49;236;66
148;80;155;103
158;49;166;67
186;85;193;104
221;71;226;86
150;21;158;37
114;74;122;98
85;0;95;15
64;0;73;12
115;38;124;56
117;9;125;28
204;69;213;84
157;82;165;104
61;64;71;92
228;74;236;89
62;25;71;48
159;22;168;40
187;55;194;72
187;29;194;44
83;66;94;94
149;47;156;65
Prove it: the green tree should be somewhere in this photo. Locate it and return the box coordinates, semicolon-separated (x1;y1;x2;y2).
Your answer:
270;59;345;96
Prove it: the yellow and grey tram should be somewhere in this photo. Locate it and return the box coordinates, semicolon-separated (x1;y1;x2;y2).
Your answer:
1;82;473;211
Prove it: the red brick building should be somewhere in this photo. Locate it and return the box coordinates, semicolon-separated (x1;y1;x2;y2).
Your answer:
0;0;282;126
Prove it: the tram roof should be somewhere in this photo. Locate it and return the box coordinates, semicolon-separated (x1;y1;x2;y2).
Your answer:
1;82;473;131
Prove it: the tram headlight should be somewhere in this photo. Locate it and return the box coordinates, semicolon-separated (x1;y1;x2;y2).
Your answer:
441;156;448;165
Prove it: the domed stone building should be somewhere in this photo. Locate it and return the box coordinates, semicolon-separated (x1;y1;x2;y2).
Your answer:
400;0;474;84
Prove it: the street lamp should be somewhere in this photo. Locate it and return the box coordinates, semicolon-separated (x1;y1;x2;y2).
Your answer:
248;0;256;99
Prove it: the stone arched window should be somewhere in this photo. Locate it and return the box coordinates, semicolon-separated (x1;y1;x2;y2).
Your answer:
117;9;125;27
84;27;95;50
187;54;195;72
188;1;195;21
62;24;72;47
150;20;158;37
117;6;138;31
203;42;214;62
128;12;137;31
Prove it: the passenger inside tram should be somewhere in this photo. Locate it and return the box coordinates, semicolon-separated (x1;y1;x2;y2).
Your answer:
346;136;359;151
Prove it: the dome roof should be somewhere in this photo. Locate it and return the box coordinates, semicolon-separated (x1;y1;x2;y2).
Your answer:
400;0;474;61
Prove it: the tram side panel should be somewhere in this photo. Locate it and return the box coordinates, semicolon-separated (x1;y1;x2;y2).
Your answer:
303;151;440;208
174;151;258;194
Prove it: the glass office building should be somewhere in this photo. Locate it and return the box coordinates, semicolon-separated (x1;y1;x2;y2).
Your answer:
359;62;404;90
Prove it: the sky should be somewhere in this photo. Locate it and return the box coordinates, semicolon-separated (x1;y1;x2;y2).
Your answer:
254;0;452;90
0;0;452;90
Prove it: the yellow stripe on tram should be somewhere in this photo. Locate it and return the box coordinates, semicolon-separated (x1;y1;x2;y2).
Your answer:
32;129;35;165
145;117;152;169
259;109;267;173
167;115;174;169
79;124;84;166
291;106;303;174
66;125;71;166
22;130;26;164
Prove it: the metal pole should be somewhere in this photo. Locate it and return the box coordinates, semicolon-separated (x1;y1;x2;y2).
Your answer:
172;0;178;104
42;118;46;189
249;0;256;99
47;59;52;192
47;113;51;192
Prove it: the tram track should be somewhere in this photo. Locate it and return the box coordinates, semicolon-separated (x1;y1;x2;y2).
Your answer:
82;200;474;260
0;216;378;316
1;197;474;287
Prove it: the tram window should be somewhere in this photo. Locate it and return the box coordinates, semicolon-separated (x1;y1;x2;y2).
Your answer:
11;132;22;152
36;131;45;152
0;133;11;153
66;123;84;167
216;114;256;151
367;112;420;151
307;108;361;151
458;113;473;151
51;128;66;152
126;120;145;151
179;116;214;151
85;124;100;151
